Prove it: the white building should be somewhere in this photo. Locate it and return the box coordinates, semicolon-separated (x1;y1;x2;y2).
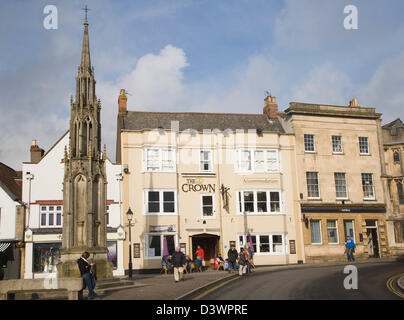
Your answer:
22;135;125;278
0;162;24;279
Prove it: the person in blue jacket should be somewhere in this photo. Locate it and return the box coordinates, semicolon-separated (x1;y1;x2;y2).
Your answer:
345;236;356;262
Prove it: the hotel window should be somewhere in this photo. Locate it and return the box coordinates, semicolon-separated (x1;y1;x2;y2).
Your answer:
40;206;62;228
145;234;176;258
238;191;282;214
144;148;176;172
361;173;375;199
201;195;215;218
359;137;369;155
327;220;339;244
332;136;343;154
238;234;285;254
394;152;400;163
306;172;320;199
304;134;315;152
236;149;279;173
397;182;404;205
335;173;348;199
200;150;213;172
310;220;322;244
145;190;176;214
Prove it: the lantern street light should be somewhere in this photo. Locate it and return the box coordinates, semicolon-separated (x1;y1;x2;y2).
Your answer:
127;208;133;279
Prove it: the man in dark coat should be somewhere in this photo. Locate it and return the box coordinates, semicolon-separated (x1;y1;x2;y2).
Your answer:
171;247;186;282
77;251;99;299
227;245;238;273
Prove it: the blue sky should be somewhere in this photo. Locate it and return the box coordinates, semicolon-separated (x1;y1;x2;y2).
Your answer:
1;0;404;168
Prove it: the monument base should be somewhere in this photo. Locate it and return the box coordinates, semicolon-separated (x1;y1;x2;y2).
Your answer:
58;247;113;279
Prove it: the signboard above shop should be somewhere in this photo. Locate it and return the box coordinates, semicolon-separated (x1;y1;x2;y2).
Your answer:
182;178;216;193
150;225;176;233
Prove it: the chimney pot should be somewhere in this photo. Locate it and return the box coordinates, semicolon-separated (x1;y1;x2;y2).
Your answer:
118;89;127;114
30;140;44;163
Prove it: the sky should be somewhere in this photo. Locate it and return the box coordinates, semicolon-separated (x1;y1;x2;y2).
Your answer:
0;0;403;169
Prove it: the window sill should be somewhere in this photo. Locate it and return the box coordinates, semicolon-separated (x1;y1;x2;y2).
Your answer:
359;153;371;156
332;152;344;155
305;151;317;154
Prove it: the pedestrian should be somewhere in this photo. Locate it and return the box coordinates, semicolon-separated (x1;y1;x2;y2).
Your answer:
227;245;238;273
195;245;205;271
171;247;186;283
184;255;193;274
238;248;248;276
245;242;254;273
215;253;225;271
345;236;356;262
77;251;99;300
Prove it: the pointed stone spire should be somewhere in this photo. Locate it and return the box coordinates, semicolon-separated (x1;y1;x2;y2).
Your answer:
80;21;91;71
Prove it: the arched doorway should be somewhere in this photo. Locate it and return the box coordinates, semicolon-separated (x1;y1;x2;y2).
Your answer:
191;234;220;267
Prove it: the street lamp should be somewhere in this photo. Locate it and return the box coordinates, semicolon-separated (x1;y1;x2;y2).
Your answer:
126;208;133;279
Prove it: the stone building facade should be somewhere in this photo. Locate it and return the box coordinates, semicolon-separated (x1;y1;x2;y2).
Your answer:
116;93;305;272
282;99;389;262
382;119;404;256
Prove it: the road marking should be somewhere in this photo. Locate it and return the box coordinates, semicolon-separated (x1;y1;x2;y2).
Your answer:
193;276;240;300
386;273;404;299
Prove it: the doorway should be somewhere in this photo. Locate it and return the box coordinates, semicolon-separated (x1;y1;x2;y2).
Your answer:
191;234;219;266
366;220;380;258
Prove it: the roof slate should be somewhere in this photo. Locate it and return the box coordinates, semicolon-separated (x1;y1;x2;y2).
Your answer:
0;163;22;201
120;111;285;133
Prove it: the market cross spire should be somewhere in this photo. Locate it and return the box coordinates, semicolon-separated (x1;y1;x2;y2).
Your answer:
80;6;91;71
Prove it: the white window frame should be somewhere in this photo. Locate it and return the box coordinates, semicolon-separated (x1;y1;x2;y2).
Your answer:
327;220;339;244
200;149;213;173
343;220;356;243
39;205;63;228
335;172;348;200
304;134;316;153
359;137;370;155
200;194;216;219
235;149;280;173
362;173;375;200
237;190;283;215
307;172;320;200
143;190;178;215
237;233;287;255
310;219;323;245
143;148;177;172
144;233;178;260
332;136;343;154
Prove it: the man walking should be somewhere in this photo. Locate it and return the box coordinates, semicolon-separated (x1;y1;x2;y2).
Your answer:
172;247;186;283
227;245;238;273
345;236;356;262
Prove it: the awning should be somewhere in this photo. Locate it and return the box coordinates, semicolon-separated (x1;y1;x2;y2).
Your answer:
0;243;12;253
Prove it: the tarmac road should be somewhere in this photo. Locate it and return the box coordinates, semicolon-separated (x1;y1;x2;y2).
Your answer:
196;262;404;300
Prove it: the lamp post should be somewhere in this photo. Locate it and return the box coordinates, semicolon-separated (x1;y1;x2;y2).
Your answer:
126;208;133;279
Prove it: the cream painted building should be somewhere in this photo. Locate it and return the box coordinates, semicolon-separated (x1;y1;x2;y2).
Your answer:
117;93;304;272
283;99;389;262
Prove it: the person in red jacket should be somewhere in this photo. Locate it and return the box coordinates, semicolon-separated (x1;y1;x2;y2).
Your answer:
195;245;205;271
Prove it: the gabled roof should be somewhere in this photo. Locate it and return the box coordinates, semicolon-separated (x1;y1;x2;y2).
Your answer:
383;118;404;129
120;111;285;133
0;162;22;202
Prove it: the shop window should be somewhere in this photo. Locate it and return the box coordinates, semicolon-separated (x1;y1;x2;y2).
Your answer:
344;220;355;242
327;220;339;244
33;243;61;273
107;241;117;270
310;220;322;244
145;234;175;258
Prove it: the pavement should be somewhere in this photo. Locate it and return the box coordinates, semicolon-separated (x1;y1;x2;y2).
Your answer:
98;257;403;300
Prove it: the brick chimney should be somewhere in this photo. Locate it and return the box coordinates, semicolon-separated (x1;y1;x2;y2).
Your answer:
263;95;278;119
118;89;127;114
30;140;45;163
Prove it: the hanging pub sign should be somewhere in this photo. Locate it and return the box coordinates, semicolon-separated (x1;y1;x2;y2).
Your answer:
182;178;215;193
150;225;176;233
